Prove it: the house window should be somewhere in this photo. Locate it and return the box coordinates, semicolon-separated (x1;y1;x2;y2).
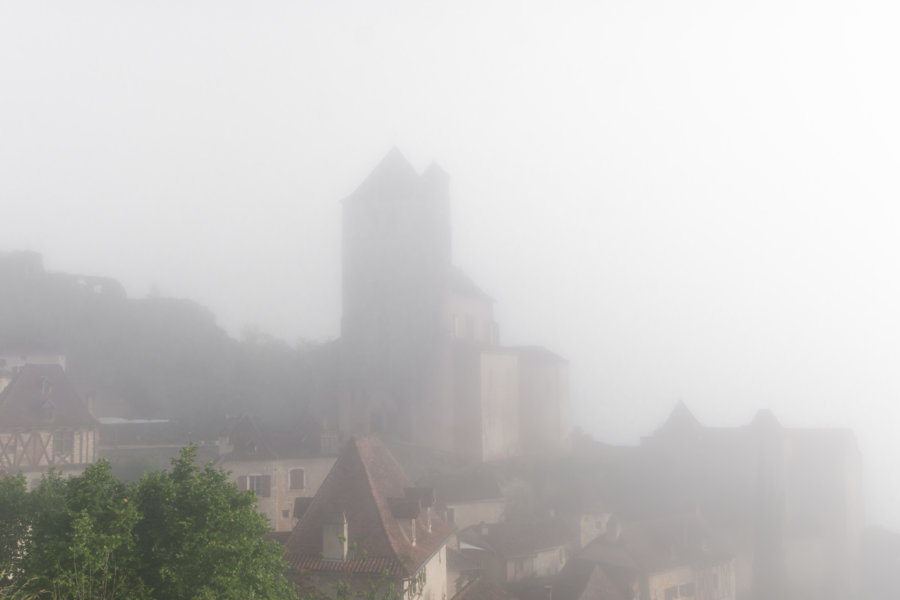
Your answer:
679;583;695;598
282;509;290;519
665;586;678;600
242;474;271;498
290;468;305;490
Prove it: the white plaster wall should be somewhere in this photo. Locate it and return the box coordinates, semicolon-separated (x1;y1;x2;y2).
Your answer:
532;546;566;578
446;499;504;531
418;545;448;600
646;566;694;600
479;351;519;462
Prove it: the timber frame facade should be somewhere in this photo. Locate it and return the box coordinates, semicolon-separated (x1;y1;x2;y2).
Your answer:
0;363;98;483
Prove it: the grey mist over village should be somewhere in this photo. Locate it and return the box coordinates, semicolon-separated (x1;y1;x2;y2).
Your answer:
1;2;899;600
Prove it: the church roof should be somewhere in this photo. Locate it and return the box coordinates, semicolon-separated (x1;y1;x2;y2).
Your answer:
0;364;97;431
284;435;454;579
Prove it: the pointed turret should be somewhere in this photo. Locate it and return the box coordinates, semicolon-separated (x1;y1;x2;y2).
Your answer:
344;147;419;204
656;400;702;437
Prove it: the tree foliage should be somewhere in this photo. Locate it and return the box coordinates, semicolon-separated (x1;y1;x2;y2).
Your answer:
0;447;295;600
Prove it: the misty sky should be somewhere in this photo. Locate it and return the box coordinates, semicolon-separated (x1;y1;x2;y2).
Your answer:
2;1;899;526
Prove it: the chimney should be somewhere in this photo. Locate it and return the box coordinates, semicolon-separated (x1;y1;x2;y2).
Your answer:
399;516;417;547
322;510;348;561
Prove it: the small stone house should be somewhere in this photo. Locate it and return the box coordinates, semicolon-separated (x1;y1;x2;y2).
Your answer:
218;416;338;532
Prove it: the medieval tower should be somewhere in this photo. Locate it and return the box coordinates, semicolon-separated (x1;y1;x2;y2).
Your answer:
339;149;569;461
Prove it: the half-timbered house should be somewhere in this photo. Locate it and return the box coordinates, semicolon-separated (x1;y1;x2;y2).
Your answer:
0;364;99;486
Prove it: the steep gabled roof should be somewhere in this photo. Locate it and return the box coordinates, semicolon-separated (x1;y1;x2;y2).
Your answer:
284;435;453;578
0;364;96;431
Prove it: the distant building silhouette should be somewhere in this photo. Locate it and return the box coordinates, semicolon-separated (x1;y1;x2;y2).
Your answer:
599;402;862;599
338;149;569;461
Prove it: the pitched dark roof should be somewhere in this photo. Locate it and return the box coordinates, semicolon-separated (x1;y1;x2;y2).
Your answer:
284;435;454;579
0;364;96;431
224;415;327;461
420;467;503;505
459;519;574;559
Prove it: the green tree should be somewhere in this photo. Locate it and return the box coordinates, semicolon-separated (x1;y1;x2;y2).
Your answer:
24;463;146;600
5;448;294;599
132;445;295;600
0;474;30;582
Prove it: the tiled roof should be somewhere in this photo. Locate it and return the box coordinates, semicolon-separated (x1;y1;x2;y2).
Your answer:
0;364;96;431
284;435;454;579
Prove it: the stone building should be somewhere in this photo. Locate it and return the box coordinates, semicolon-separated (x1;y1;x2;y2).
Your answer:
591;402;863;599
572;512;736;600
338;148;569;461
0;363;98;486
218;416;338;532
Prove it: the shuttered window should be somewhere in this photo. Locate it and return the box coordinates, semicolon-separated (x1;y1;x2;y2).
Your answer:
290;468;305;490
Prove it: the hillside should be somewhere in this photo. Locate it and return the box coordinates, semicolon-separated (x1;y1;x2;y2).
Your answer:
0;251;337;436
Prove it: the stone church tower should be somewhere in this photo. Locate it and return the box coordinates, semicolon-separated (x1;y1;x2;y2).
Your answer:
339;149;569;461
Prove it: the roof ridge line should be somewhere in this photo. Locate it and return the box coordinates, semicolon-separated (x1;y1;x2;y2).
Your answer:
355;436;415;577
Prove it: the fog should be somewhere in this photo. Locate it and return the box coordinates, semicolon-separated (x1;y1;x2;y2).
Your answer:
2;1;899;528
